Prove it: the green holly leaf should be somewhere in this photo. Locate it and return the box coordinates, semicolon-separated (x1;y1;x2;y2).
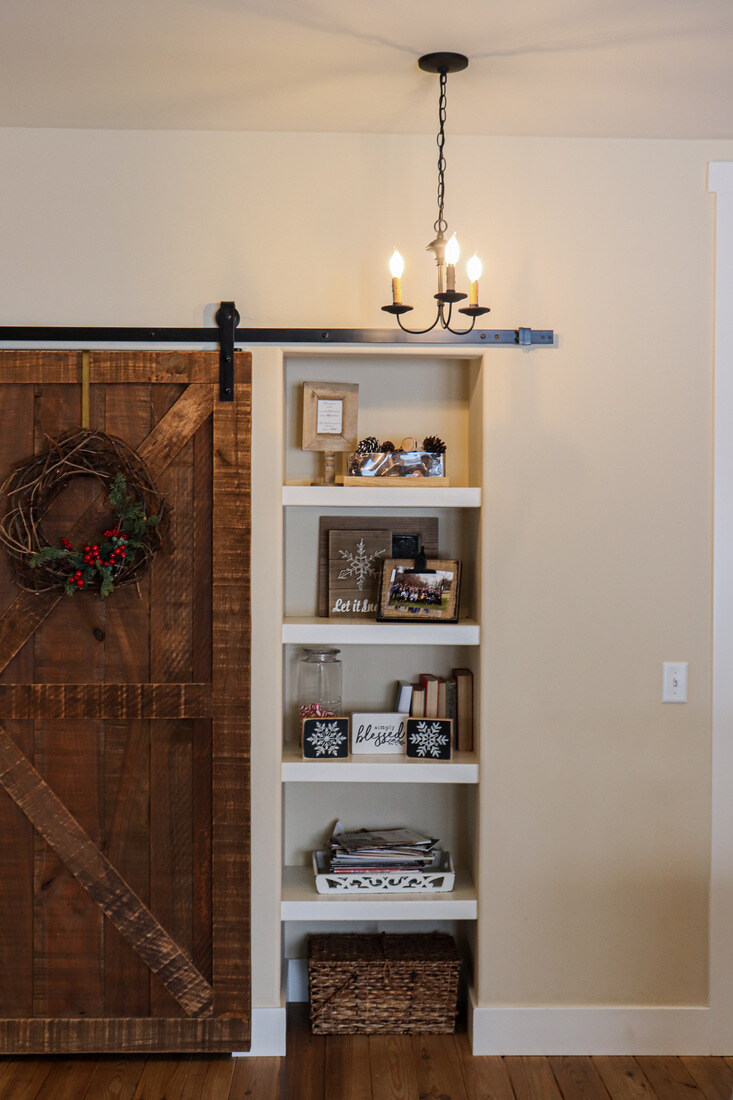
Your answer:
30;546;68;567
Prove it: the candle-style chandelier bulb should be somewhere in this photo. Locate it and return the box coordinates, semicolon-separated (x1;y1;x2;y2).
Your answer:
381;53;491;334
467;253;482;283
445;234;460;265
389;250;404;278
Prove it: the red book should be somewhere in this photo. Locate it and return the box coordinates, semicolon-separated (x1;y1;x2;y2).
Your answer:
419;674;439;719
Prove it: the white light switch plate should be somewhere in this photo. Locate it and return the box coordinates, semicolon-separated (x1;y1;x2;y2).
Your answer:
663;662;688;703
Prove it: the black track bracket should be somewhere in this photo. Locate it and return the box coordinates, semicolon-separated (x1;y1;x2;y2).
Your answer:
215;301;240;401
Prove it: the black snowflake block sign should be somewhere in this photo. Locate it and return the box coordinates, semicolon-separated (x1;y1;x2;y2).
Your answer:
302;717;350;759
406;718;453;760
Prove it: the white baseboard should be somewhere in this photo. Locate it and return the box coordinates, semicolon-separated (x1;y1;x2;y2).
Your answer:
286;957;309;1002
232;1006;287;1057
469;991;710;1055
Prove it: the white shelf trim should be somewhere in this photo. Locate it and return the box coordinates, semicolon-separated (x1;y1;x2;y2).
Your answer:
281;866;477;920
282;484;481;508
281;747;479;783
282;617;480;646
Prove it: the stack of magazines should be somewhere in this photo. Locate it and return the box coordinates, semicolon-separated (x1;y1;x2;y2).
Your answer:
328;822;440;875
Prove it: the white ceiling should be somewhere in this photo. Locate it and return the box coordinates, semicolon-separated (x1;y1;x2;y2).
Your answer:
2;0;733;138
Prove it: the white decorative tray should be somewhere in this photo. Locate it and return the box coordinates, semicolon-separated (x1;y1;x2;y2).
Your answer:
312;850;455;894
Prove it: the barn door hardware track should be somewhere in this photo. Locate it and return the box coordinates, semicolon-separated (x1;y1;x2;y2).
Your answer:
0;302;554;355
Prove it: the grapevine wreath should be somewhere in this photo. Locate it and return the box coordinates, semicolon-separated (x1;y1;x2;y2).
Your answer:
0;429;168;598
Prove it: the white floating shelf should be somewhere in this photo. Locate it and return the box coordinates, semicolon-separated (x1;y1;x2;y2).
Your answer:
281;748;479;783
282;484;481;508
281;617;480;646
281;866;477;921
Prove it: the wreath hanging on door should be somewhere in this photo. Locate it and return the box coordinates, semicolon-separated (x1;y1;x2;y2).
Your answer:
0;429;168;598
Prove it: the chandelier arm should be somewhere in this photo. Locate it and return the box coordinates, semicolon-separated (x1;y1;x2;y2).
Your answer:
395;308;442;336
445;315;477;336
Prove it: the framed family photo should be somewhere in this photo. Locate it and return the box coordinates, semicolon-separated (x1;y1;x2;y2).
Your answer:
376;558;461;623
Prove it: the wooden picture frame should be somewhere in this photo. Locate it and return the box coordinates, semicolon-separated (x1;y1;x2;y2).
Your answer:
302;381;358;453
376;558;461;623
317;516;439;616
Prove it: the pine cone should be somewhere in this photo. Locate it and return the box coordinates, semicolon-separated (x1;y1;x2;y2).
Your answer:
356;436;380;455
423;435;446;454
381;440;396;453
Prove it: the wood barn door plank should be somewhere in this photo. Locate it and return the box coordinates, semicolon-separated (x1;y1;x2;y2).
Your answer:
0;352;251;1051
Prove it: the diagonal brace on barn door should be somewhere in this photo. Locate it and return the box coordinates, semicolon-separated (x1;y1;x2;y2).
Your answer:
0;382;214;676
0;720;213;1018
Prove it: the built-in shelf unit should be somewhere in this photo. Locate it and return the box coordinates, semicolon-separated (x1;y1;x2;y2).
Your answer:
268;344;487;1038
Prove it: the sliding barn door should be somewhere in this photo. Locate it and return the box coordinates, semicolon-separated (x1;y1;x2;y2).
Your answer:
0;351;251;1053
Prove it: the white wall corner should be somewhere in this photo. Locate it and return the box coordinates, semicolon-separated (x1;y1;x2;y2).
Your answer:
708;161;733;193
231;1007;287;1057
469;991;710;1056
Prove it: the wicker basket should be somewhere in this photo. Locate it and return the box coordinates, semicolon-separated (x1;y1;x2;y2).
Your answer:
307;931;460;1035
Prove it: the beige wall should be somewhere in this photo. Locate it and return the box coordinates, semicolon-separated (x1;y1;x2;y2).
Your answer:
0;128;730;1008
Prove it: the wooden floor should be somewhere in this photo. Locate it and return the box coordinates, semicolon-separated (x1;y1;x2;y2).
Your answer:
0;1006;732;1098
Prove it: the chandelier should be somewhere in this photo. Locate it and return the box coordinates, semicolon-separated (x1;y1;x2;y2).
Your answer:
382;53;490;335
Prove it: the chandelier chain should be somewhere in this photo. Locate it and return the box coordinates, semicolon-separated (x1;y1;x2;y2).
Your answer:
434;69;448;236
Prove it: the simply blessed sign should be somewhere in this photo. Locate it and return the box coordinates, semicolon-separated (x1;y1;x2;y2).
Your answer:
351;712;407;755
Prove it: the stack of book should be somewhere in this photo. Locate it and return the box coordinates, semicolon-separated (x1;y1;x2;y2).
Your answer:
328;825;439;875
394;669;474;751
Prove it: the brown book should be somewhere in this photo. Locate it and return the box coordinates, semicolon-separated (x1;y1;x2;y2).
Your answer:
419;673;439;719
410;686;426;718
452;668;474;752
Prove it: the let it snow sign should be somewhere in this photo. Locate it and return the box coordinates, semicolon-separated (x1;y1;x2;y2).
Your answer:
328;529;390;618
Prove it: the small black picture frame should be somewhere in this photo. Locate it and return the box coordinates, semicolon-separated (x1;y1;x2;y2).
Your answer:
302;716;350;759
406;718;453;760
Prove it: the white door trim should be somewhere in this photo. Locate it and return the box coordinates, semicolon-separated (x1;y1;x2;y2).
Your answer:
708;161;733;1053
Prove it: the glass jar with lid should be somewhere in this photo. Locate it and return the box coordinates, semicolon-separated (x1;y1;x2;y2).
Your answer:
298;648;342;720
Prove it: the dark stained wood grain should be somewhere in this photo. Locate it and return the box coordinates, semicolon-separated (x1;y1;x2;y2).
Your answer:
131;1057;191;1099
101;382;155;1021
0;1056;58;1097
34;1056;99;1099
192;414;213;984
179;1055;235;1099
412;1033;469;1100
211;372;251;1029
634;1056;704;1097
324;1034;372;1100
1;1042;733;1098
681;1054;733;1099
594;1056;654;1097
0;380;214;678
0;356;250;1052
149;384;195;1019
505;1055;564;1099
0;384;35;1019
0;350;252;385
81;1057;147;1100
31;380;105;1021
230;1056;281;1098
279;1004;325;1100
0;683;211;719
549;1055;612;1099
454;1031;516;1099
0;350;82;384
0;720;213;1019
369;1034;420;1100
